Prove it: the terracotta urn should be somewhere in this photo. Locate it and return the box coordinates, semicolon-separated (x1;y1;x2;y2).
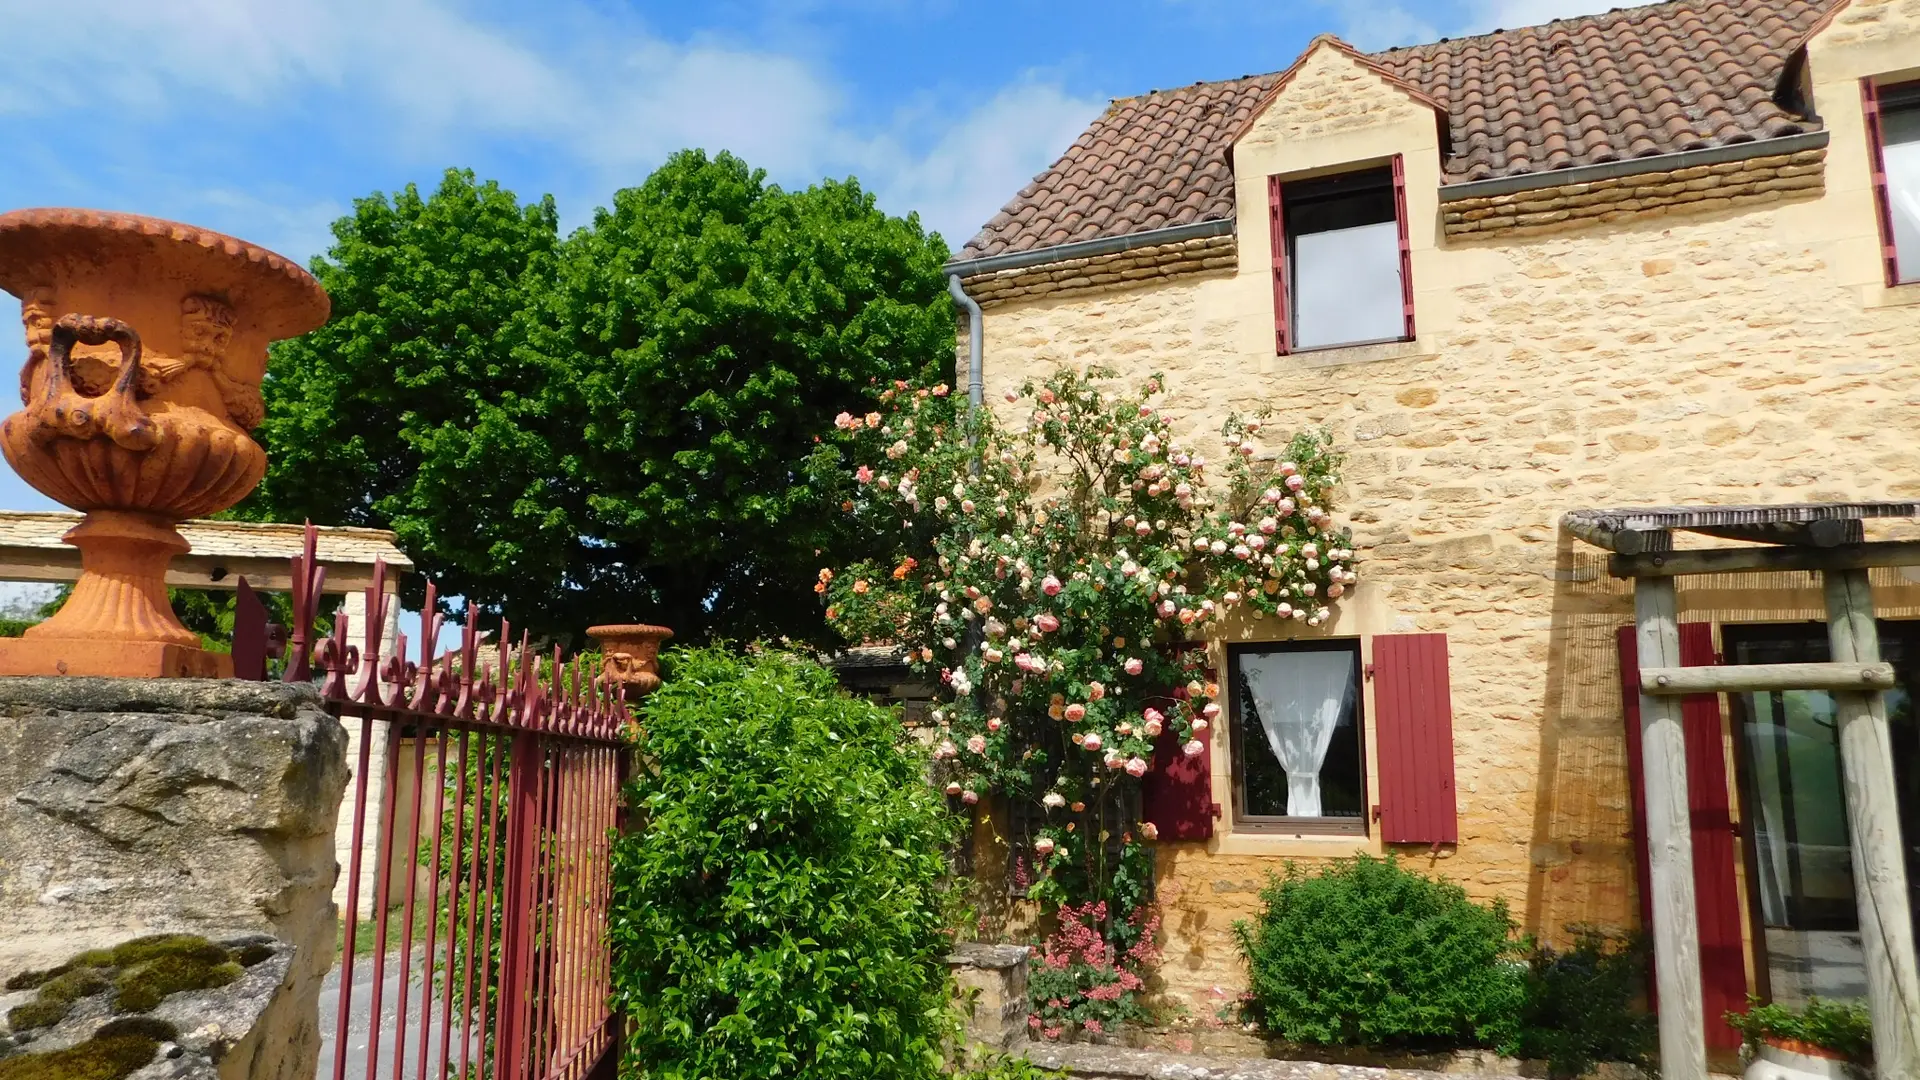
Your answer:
0;209;329;678
586;624;673;698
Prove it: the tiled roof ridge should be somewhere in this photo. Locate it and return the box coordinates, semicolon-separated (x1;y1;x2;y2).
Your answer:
957;0;1837;261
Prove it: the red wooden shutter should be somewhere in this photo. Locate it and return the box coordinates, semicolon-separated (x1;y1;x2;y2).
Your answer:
1142;651;1219;840
1616;626;1656;941
1863;79;1904;287
1616;623;1747;1049
1390;154;1416;340
1678;623;1748;1053
1372;633;1457;844
1267;175;1291;355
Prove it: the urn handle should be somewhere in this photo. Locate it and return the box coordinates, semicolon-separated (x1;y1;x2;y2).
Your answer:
33;315;160;452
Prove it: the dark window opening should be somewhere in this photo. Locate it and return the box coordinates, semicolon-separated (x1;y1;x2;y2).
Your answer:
1280;167;1410;351
1229;639;1366;835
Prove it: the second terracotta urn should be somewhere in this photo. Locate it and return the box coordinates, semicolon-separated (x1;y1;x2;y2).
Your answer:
0;209;330;677
586;624;673;698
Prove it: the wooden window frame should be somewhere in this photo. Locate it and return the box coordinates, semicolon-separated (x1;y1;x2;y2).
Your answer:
1267;156;1416;356
1227;638;1369;837
1863;77;1920;287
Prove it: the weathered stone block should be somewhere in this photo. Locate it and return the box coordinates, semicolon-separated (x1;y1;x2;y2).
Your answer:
0;679;347;1080
948;942;1031;1051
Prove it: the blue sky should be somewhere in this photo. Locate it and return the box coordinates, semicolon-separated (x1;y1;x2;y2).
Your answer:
0;0;1614;621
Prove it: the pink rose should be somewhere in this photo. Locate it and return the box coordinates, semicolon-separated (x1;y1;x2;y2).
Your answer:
1202;702;1221;718
1065;703;1086;721
1183;739;1205;758
855;465;873;484
1124;657;1144;676
1083;733;1104;752
1141;822;1159;840
987;717;1002;732
1035;836;1056;856
1125;756;1149;777
1143;707;1164;725
1191;718;1209;734
967;735;987;755
961;789;979;805
1286;473;1306;491
946;781;962;795
1035;613;1060;633
1042;575;1063;596
1144;718;1163;737
1088;681;1105;700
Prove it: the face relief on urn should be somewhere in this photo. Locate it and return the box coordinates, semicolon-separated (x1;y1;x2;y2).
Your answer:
0;209;330;678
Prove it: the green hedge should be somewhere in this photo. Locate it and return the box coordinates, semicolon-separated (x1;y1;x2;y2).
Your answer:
609;646;957;1080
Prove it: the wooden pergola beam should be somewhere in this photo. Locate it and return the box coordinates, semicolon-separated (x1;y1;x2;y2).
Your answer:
1565;518;1670;555
1610;540;1920;579
1640;661;1895;695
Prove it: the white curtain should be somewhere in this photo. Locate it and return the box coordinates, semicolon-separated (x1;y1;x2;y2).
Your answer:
1241;650;1354;817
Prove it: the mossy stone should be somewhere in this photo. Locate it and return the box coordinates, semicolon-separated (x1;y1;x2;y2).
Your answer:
110;953;240;1014
231;943;275;968
4;999;70;1033
90;1017;176;1043
0;1033;160;1080
107;936;226;969
63;953;113;972
2;969;59;993
36;969;109;1007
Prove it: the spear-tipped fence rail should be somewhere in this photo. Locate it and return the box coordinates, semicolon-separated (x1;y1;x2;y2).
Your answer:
234;524;628;1080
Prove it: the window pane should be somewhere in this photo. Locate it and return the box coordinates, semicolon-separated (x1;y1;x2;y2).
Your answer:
1884;103;1920;283
1290;220;1405;349
1234;646;1364;819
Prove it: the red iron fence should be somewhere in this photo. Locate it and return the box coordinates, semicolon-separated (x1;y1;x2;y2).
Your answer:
237;525;628;1080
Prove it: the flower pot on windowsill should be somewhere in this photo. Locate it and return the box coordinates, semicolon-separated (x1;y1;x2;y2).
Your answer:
1746;1036;1868;1080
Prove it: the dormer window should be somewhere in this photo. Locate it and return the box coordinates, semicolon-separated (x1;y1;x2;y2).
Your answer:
1267;157;1415;353
1864;79;1920;286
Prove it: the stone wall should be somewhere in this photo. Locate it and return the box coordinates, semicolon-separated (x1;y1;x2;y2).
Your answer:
960;12;1920;1014
1440;148;1827;239
0;679;347;1080
959;235;1237;309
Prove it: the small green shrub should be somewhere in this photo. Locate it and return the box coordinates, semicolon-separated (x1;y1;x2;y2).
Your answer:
609;646;958;1080
1727;996;1873;1062
1514;929;1656;1078
1232;855;1524;1049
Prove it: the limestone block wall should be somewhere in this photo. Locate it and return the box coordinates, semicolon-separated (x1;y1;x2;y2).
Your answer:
958;13;1920;1013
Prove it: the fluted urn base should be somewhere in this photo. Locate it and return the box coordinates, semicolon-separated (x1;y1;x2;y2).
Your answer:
0;510;232;678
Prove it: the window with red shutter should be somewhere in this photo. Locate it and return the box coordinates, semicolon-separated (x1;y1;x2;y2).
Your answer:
1142;647;1220;840
1616;621;1747;1046
1266;159;1416;355
1371;633;1456;845
1863;78;1920;286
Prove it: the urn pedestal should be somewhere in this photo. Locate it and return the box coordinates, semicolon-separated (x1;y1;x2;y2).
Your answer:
0;210;330;677
586;624;673;698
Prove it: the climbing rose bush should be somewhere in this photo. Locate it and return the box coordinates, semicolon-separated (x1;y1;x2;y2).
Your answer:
821;366;1353;935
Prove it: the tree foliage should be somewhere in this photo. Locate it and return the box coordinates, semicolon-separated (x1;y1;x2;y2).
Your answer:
609;646;957;1080
246;153;952;644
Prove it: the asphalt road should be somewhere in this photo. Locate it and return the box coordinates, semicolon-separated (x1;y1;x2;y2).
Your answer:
316;953;477;1080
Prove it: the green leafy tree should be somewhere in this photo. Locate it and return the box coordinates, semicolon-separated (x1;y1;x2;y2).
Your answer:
244;168;567;626
247;153;952;644
609;646;957;1080
531;150;953;641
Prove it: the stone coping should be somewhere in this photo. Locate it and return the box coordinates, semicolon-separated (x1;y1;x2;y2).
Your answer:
0;677;323;720
1016;1042;1661;1080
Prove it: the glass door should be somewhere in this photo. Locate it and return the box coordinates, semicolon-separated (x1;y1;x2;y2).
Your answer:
1726;623;1920;1005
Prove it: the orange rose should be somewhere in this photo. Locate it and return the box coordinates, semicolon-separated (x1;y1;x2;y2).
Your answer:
852;580;870;595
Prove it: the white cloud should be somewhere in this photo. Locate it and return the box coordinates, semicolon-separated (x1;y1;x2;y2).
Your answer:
0;0;1097;253
861;80;1106;249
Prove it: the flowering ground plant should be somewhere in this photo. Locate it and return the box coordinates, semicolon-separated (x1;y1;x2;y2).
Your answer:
1026;901;1161;1040
821;366;1352;944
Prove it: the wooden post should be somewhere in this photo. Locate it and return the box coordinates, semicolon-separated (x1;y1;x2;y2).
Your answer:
1823;569;1920;1080
1634;576;1708;1080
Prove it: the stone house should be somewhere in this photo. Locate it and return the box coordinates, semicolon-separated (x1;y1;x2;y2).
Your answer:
943;0;1920;1055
